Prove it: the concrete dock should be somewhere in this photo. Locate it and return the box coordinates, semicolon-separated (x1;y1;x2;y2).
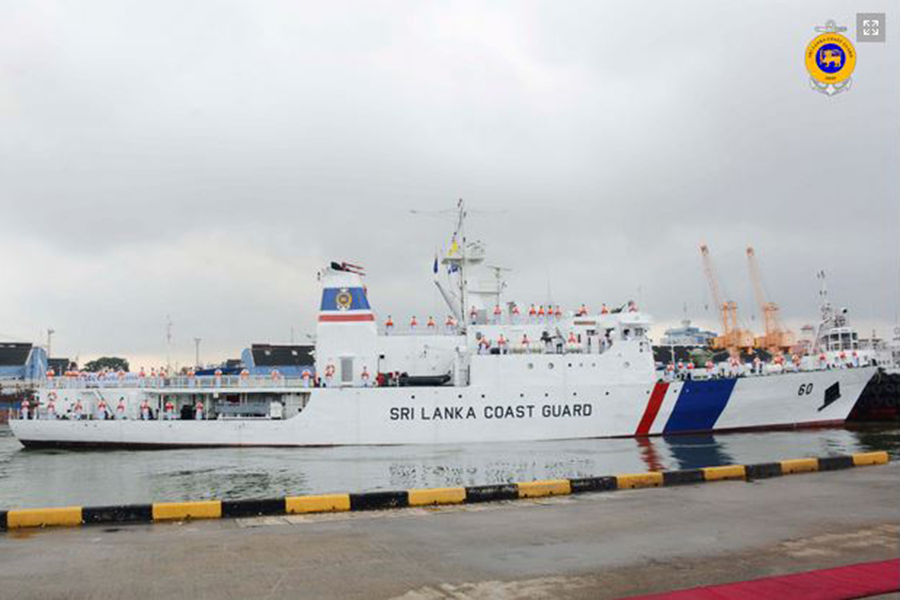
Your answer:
1;463;897;599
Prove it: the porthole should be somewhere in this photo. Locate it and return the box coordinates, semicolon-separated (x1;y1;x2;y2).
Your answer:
527;363;534;370
458;394;463;399
548;363;555;370
605;391;610;396
480;394;485;399
519;393;524;398
411;395;416;400
568;363;572;368
544;393;549;398
591;363;596;367
623;361;630;368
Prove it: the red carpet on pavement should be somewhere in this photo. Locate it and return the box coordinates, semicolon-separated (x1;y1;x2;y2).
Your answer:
624;559;899;600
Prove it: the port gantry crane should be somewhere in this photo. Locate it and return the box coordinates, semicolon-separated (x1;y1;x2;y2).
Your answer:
700;244;754;358
746;247;795;354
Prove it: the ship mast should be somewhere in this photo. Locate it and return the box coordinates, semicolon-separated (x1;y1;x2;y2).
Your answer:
456;198;468;334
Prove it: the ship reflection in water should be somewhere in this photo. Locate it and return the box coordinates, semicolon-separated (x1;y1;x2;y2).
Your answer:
0;425;896;509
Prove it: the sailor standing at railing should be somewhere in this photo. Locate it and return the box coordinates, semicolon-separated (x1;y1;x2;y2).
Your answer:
445;315;455;333
665;363;675;381
301;370;311;388
753;356;762;375
164;399;175;420
385;315;394;334
140;399;151;420
852;350;860;368
195;400;204;420
528;304;537;322
427;316;436;332
73;399;84;420
324;364;335;387
46;395;57;419
493;305;502;324
116;397;127;419
361;366;371;387
511;303;521;324
96;399;109;420
497;334;508;355
20;399;30;420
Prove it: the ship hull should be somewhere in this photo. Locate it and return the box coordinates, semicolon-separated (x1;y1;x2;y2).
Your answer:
10;367;876;448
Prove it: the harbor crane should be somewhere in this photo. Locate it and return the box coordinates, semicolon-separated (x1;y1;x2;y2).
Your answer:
700;245;754;357
746;247;795;354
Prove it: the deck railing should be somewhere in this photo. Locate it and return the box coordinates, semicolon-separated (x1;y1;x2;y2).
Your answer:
41;375;309;390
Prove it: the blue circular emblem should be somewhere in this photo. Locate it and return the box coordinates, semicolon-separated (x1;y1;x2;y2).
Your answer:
815;43;845;74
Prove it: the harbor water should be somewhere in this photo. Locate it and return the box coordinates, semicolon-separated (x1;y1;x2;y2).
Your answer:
0;424;897;510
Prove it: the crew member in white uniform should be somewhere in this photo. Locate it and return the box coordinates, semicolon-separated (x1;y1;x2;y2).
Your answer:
361;366;371;387
195;401;204;420
164;399;175;420
96;399;108;420
140;399;151;420
20;399;30;420
116;397;127;419
73;399;84;420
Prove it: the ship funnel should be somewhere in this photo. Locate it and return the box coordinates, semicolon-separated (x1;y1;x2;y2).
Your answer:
315;262;378;387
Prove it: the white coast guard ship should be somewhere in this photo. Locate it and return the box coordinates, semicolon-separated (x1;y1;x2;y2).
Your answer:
10;204;877;448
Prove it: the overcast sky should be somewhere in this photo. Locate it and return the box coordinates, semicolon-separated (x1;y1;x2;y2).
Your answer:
1;0;897;368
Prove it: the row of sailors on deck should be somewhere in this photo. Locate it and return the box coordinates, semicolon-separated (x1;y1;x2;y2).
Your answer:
20;396;207;420
474;331;614;355
662;350;867;381
383;302;638;333
46;367;175;380
46;367;289;387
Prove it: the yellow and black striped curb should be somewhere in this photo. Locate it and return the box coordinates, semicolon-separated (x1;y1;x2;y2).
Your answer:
0;451;889;531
